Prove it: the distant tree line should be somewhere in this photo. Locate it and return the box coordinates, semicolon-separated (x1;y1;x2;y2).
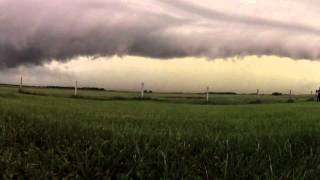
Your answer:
46;86;105;91
0;84;105;91
209;92;237;95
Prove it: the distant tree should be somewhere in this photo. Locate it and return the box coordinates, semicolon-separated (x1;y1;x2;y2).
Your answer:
272;92;282;96
144;90;153;94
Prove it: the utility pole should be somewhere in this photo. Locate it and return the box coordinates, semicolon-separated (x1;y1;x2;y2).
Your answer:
257;89;259;95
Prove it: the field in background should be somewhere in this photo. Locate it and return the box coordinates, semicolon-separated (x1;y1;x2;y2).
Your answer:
1;85;320;179
1;84;314;105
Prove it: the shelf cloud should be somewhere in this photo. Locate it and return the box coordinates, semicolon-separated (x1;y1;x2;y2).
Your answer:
1;0;320;68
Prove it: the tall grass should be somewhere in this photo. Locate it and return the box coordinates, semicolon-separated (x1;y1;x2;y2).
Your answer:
0;87;320;179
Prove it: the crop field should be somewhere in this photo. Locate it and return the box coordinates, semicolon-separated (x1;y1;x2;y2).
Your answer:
1;85;320;179
10;85;314;105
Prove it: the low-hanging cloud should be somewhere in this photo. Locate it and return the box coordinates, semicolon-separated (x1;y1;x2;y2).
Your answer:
1;0;320;68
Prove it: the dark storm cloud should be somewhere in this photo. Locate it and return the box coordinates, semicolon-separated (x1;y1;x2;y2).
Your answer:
0;0;191;67
1;0;320;68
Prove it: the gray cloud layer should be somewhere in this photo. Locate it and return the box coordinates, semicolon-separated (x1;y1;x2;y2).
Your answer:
1;0;320;68
161;0;320;35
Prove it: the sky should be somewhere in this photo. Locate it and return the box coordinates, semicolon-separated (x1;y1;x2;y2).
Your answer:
1;0;320;93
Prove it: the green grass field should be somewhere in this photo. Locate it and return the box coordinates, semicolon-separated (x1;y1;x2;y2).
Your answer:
1;85;320;179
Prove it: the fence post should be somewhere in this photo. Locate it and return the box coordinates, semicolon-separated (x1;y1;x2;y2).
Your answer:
289;90;292;97
74;80;78;96
141;82;144;98
19;75;23;90
206;86;209;103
